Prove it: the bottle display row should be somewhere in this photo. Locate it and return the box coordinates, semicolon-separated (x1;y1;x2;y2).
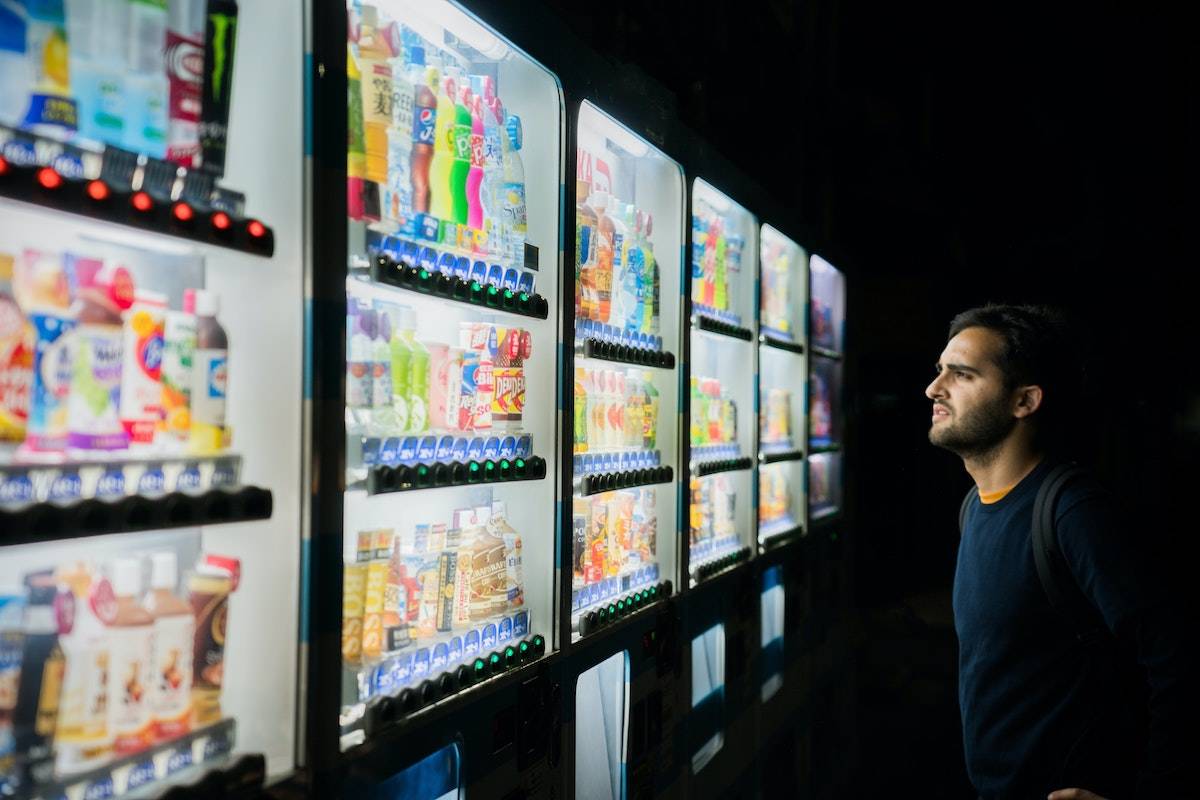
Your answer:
571;488;660;613
688;473;741;564
574;149;663;349
690;189;746;327
348;6;528;267
0;549;238;795
0;0;239;171
0;247;229;468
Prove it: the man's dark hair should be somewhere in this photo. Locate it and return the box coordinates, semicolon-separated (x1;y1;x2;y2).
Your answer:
948;304;1087;453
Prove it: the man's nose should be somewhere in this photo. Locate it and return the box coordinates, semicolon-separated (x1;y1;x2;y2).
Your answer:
925;374;945;400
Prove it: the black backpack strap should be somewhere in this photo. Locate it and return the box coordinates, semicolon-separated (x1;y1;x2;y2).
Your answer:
958;485;976;535
1031;463;1107;646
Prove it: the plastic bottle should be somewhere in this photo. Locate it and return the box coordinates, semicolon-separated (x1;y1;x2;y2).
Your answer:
68;259;134;454
642;371;658;451
479;91;504;258
164;0;205;165
14;250;74;455
143;552;193;742
123;0;168;157
68;0;129;147
410;65;437;215
107;558;154;756
370;311;395;434
160;290;196;445
573;367;588;454
643;213;660;336
607;197;632;331
9;571;62;789
575;175;598;321
586;369;604;454
22;0;78;135
357;6;390;187
606;371;623;451
592;161;615;324
501;114;528;265
620;204;645;335
0;254;33;444
187;289;228;454
345;300;370;434
450;82;472;226
53;564;111;772
397;307;428;433
384;48;415;226
380;303;410;432
0;4;32;129
625;371;643;449
466;93;485;231
428;71;454;221
118;289;166;449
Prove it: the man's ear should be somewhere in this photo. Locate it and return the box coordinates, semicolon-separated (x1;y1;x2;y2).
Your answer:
1012;385;1043;419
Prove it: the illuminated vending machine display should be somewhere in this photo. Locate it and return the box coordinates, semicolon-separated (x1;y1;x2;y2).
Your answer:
684;181;756;586
757;225;808;547
339;0;559;747
570;101;681;640
0;0;302;796
807;254;845;521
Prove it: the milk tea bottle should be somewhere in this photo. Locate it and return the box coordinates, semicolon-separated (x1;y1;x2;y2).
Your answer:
187;290;228;454
143;552;192;742
107;558;153;755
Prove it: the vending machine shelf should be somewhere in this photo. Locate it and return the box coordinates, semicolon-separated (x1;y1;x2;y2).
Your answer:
760;521;804;549
0;130;274;257
810;506;840;523
575;465;673;497
691;313;754;342
759;448;804;464
690;545;752;582
759;334;805;355
22;718;242;800
361;254;550;320
354;635;547;742
364;456;547;495
692;456;754;477
574;580;673;638
579;337;677;369
0;485;273;546
809;443;842;455
811;345;843;361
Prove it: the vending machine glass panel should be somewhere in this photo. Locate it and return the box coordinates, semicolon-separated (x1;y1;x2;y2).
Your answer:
571;101;682;640
689;623;725;774
808;358;842;449
757;226;808;547
0;0;303;794
575;650;630;800
686;180;756;584
808;255;845;356
760;565;785;701
341;0;562;743
808;452;843;520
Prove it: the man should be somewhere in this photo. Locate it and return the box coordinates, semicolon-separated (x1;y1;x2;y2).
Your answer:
925;304;1191;799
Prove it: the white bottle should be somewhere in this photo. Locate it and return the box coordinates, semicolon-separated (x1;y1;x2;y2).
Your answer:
187;289;228;455
68;0;129;147
501;114;527;264
144;552;193;742
124;0;169;157
0;4;32;128
107;557;154;756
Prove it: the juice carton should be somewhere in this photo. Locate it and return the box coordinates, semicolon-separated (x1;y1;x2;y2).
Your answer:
361;530;394;660
15;250;75;454
341;532;372;665
427;343;462;432
119;290;167;447
492;328;530;428
0;253;33;442
491;501;524;609
586;496;608;585
572;498;590;587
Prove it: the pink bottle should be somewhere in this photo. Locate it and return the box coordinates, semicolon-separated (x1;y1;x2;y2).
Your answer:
466;94;486;231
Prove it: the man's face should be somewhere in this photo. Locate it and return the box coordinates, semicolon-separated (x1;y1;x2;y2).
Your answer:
925;327;1017;456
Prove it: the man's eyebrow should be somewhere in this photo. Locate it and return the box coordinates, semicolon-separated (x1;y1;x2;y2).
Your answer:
937;362;983;375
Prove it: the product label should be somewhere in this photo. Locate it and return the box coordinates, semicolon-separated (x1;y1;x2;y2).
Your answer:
0;294;32;439
464;630;480;656
28;313;75;450
191;349;227;426
160;314;195;440
150;613;193;740
95;468;125;498
68;324;127;451
165;29;204;165
120;306;165;443
109;623;154;754
412;107;436;145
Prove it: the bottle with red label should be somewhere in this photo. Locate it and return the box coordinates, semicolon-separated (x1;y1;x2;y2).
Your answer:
165;0;206;166
466;92;485;233
68;258;135;454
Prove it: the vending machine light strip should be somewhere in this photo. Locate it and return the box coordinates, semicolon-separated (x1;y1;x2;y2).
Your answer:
363;254;550;320
0;131;274;257
810;506;840;523
811;345;843;361
760;523;805;549
575;465;674;497
580;338;677;369
691;313;755;342
759;449;805;465
808;443;842;455
690;545;753;582
25;719;242;800
364;456;547;495
759;334;806;355
692;456;755;477
574;581;673;638
358;635;547;739
0;487;273;547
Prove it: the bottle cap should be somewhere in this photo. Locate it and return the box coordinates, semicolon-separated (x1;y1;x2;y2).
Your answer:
112;557;142;597
150;552;178;590
506;114;523;150
183;288;198;314
193;289;219;317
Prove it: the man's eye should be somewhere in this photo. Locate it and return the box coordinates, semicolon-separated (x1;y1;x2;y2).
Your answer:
955;371;969;379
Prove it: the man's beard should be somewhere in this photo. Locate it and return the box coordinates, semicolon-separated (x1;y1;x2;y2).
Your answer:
928;394;1016;462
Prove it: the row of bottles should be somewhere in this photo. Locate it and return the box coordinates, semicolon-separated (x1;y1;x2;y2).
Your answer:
689;376;737;449
349;5;527;264
0;551;237;793
574;149;661;340
572;367;660;455
0;249;229;461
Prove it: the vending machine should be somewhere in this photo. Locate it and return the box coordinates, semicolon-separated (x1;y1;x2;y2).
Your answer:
757;225;808;549
309;1;564;796
568;97;686;800
685;180;757;586
0;0;304;797
807;254;845;528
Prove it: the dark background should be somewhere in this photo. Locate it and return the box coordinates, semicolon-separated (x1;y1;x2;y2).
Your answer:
537;2;1197;796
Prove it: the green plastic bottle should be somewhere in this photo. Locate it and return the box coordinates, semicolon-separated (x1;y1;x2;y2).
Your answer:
643;371;659;450
382;303;411;432
396;307;428;433
450;82;473;225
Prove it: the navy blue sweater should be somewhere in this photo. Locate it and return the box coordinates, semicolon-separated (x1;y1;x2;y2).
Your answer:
953;460;1191;799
